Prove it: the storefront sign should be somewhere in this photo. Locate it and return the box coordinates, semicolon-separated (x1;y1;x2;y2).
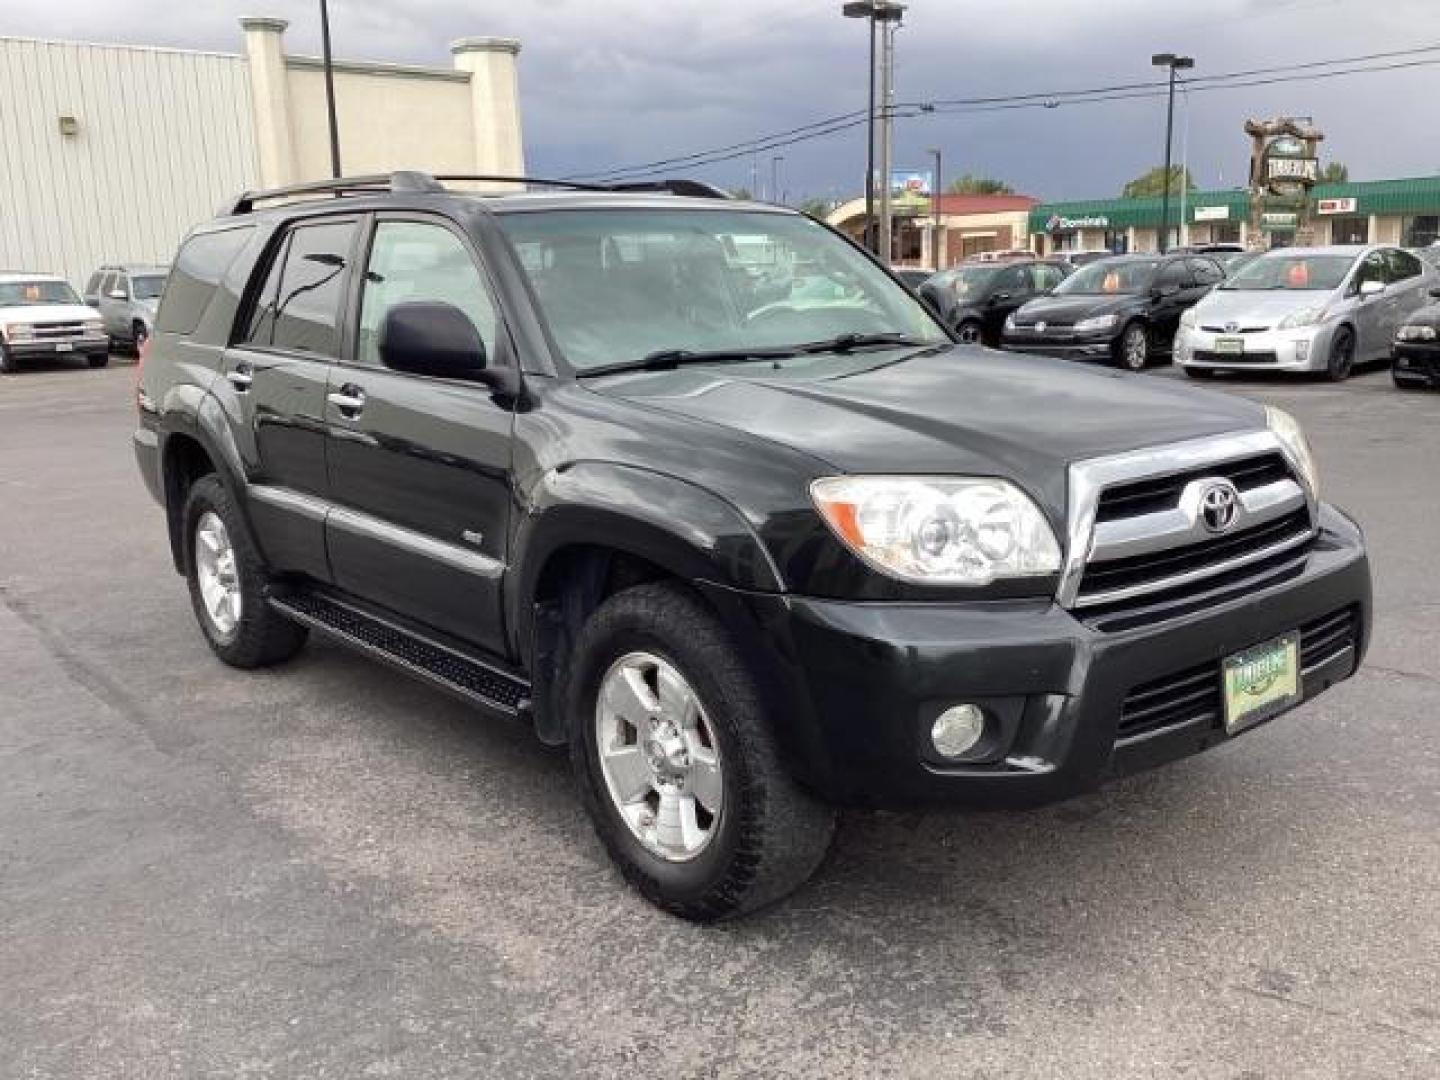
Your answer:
1261;211;1299;230
1262;135;1319;199
1194;205;1230;222
1317;197;1358;215
1045;214;1109;232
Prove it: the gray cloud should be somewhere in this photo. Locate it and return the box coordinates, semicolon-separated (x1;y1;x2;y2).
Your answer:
5;0;1435;200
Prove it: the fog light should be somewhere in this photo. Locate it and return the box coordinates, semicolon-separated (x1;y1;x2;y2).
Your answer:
1295;340;1310;363
931;704;986;759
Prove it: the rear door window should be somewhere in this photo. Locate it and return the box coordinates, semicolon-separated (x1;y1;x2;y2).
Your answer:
238;218;358;358
1189;258;1224;286
157;227;254;335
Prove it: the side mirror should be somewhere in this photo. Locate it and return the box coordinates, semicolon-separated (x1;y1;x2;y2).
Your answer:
378;301;519;395
1359;280;1386;298
108;289;128;300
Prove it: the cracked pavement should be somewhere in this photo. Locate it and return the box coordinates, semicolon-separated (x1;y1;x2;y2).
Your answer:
1;360;1437;1078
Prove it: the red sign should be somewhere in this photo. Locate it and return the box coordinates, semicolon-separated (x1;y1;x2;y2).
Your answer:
1317;197;1357;215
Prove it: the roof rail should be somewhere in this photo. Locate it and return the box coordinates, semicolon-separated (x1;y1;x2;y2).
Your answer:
222;171;733;215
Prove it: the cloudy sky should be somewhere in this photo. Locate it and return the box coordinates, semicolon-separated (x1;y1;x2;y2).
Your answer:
7;0;1437;201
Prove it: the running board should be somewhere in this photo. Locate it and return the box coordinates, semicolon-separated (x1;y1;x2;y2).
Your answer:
269;591;531;718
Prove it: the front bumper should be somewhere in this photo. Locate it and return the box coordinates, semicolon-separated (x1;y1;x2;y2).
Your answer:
1001;327;1116;359
1393;341;1440;386
721;504;1369;809
2;336;110;359
1176;322;1335;372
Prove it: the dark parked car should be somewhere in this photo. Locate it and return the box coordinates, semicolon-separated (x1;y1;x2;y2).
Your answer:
1002;253;1225;370
1392;286;1440;388
919;260;1070;345
890;267;933;289
134;171;1370;920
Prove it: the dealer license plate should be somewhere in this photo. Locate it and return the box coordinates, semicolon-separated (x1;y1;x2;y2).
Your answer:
1213;336;1245;356
54;342;73;353
1222;632;1301;734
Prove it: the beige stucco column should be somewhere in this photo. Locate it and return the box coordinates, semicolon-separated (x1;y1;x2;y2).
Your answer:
451;37;525;178
240;17;297;188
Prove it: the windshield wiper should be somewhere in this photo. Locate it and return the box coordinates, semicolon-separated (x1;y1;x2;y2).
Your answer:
577;346;800;378
794;331;928;354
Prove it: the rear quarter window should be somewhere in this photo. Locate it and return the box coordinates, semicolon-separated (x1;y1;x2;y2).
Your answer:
156;226;254;337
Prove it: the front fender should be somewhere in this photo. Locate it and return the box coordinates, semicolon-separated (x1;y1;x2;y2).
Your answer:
508;462;784;657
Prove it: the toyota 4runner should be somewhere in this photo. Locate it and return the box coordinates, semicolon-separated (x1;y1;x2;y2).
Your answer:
134;172;1371;920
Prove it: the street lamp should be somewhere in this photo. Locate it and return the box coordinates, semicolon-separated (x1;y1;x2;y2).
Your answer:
1151;52;1194;254
319;0;342;178
843;1;905;255
928;147;943;269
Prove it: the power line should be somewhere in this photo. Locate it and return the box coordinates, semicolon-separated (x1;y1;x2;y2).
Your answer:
574;43;1440;182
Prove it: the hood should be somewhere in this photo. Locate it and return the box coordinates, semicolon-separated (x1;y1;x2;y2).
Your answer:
1013;293;1142;324
1193;288;1333;328
590;346;1263;524
0;303;100;326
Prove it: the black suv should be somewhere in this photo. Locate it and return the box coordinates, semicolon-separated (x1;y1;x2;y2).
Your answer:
134;172;1371;920
919;259;1071;346
1002;253;1225;370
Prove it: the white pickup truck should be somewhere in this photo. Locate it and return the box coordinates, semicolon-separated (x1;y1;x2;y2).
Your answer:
0;274;110;374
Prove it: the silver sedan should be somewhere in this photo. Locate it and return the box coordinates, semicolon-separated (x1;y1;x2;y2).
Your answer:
1175;245;1436;381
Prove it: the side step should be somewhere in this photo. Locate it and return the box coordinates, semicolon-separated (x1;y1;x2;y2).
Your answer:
270;591;531;718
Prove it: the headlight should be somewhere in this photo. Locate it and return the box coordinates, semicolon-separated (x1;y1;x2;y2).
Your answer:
1276;304;1326;330
1074;313;1118;334
810;476;1061;585
1396;324;1438;341
1003;312;1017;330
4;323;34;341
1179;306;1198;329
1266;406;1320;500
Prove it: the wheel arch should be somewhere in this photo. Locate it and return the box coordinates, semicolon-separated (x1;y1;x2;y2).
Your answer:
157;390;255;573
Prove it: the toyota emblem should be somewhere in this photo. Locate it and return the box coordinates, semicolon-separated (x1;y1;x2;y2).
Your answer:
1225;321;1239;333
1199;480;1240;534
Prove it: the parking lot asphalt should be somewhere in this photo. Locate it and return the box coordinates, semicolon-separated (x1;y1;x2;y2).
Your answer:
1;356;1437;1079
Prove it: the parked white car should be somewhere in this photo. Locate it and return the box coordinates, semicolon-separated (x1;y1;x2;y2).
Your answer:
1175;245;1435;381
0;274;110;374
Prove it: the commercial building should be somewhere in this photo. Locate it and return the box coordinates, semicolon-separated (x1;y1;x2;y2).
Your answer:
828;192;1038;268
1029;176;1440;255
0;20;524;287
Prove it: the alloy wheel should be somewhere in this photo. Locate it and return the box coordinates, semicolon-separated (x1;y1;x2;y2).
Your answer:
956;321;982;345
1122;325;1148;370
194;510;242;640
595;651;723;862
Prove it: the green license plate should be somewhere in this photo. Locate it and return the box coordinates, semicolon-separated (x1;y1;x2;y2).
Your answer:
1213;336;1245;355
1223;632;1301;733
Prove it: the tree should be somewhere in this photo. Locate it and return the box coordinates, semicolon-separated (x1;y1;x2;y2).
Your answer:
730;186;753;200
1319;162;1350;184
798;197;835;220
946;173;1015;196
1121;165;1196;199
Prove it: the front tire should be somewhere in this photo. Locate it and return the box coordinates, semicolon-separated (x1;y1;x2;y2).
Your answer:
1116;322;1149;371
954;319;983;346
569;581;836;921
1326;326;1356;382
182;475;307;668
0;346;16;374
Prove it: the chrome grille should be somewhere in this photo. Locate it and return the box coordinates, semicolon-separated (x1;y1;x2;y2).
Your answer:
33;321;88;341
1060;433;1317;624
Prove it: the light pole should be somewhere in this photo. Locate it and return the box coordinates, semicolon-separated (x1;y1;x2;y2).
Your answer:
319;0;342;178
771;155;785;205
928;147;943;269
1151;52;1193;253
843;2;905;255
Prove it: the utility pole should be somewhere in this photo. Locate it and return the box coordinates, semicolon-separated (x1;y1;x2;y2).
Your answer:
319;0;342;178
843;2;904;256
929;147;943;269
771;155;785;205
1151;52;1193;253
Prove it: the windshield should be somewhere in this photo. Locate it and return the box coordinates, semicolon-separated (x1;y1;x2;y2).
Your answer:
1221;254;1354;291
0;280;81;307
498;208;948;371
132;274;167;300
1053;259;1159;295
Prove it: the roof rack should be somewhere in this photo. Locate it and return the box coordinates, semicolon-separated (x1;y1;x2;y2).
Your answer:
222;171;731;216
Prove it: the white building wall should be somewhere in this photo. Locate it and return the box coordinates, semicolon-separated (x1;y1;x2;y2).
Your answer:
0;37;258;288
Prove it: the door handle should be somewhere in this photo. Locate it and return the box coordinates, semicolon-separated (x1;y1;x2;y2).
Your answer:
227;363;253;392
328;384;366;418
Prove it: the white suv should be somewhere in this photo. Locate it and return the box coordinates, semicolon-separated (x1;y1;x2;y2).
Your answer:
0;274;110;374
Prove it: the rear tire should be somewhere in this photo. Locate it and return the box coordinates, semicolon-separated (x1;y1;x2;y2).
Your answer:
568;581;836;921
1116;322;1149;371
0;346;16;374
182;475;307;668
1326;326;1355;382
